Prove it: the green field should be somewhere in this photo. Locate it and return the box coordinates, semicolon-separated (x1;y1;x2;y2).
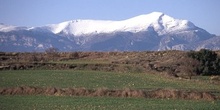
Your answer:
0;70;219;91
1;70;220;109
0;95;219;110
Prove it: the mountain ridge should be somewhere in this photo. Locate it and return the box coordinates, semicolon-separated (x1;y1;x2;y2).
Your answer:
0;12;219;52
42;12;198;36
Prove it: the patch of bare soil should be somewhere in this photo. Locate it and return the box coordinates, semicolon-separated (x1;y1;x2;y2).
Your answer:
0;86;216;101
149;89;216;101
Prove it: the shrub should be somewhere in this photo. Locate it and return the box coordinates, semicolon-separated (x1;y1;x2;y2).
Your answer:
188;49;220;75
71;52;79;59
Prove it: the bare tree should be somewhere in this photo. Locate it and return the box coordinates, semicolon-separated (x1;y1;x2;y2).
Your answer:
177;56;200;79
45;47;59;53
45;47;59;61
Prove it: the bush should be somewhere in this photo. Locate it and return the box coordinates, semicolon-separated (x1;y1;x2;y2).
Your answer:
188;49;220;75
71;52;79;59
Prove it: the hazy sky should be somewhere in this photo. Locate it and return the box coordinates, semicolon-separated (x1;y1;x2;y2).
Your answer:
0;0;220;35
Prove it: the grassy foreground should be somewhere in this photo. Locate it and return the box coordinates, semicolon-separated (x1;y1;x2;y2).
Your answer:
1;70;220;109
0;95;219;110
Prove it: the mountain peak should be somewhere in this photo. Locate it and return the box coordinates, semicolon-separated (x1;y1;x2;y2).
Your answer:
0;12;197;36
148;11;165;17
45;12;197;36
0;12;217;52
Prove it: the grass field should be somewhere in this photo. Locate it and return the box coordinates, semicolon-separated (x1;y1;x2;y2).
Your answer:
1;70;220;109
0;95;219;110
0;70;220;91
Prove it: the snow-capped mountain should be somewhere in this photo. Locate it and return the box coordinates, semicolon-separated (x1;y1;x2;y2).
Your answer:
0;12;219;52
44;12;197;36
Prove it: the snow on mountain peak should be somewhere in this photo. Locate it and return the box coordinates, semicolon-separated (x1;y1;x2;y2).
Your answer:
0;23;28;32
0;12;196;36
0;24;17;32
0;12;216;52
45;12;197;36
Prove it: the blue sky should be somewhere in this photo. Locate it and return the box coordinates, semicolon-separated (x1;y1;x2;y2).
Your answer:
0;0;220;35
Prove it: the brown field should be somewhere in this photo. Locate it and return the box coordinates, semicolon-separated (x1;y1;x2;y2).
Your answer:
0;86;216;101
